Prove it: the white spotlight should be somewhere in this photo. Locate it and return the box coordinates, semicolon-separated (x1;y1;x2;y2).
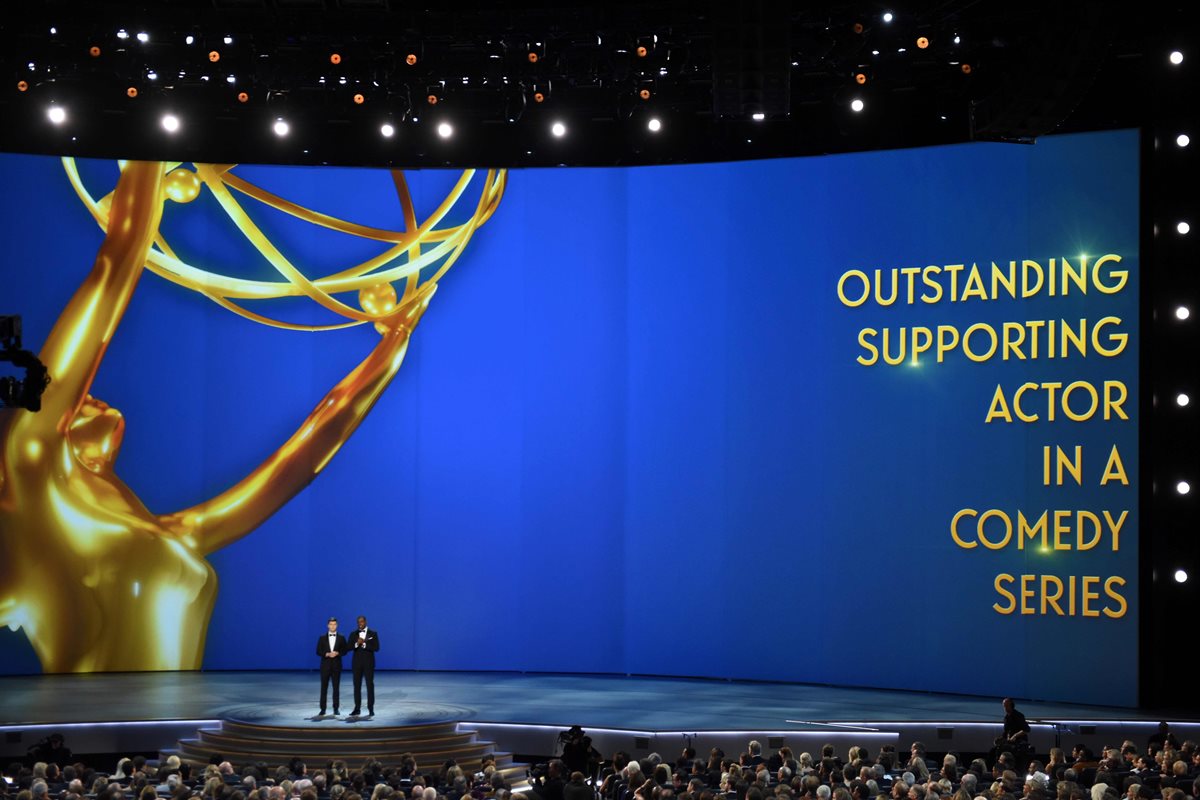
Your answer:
147;70;158;80
50;26;57;35
117;29;129;40
850;98;865;112
185;34;194;45
161;114;180;133
273;118;289;137
1177;393;1190;407
551;121;566;137
883;12;894;22
137;32;149;43
226;75;236;84
954;35;961;44
1170;50;1184;65
1178;480;1192;495
647;117;662;132
752;112;765;121
1177;305;1191;320
380;123;395;138
437;121;453;138
224;35;234;45
47;106;66;125
1176;569;1189;583
1178;221;1191;235
1178;134;1191;147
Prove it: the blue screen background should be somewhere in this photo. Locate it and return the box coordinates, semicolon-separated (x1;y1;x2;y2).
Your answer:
0;129;1140;705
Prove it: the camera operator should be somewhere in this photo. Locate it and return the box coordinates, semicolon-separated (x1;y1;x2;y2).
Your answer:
0;315;51;413
561;727;602;779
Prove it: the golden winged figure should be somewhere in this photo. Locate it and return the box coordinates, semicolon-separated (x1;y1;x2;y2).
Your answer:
0;160;505;672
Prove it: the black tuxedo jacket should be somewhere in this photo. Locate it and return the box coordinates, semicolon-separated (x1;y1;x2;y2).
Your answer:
317;632;349;661
349;628;380;663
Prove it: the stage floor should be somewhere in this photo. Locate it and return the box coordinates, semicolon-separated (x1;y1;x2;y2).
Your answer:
0;670;1181;729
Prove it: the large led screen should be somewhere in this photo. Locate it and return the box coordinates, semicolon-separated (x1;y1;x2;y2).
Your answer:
0;128;1139;705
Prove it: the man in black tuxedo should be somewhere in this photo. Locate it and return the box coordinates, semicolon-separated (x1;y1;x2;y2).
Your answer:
349;615;380;717
316;617;348;716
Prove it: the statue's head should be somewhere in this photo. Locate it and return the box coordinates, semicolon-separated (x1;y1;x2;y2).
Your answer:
68;396;125;472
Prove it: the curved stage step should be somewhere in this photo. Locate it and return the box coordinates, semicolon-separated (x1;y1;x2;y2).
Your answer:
219;719;465;741
164;718;528;787
193;730;496;756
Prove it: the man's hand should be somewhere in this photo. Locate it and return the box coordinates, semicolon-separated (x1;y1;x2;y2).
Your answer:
327;651;338;658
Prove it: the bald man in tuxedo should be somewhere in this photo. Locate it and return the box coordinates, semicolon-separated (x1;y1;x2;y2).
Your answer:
349;615;380;717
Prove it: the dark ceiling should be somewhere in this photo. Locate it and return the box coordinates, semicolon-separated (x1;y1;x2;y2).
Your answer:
0;0;1177;167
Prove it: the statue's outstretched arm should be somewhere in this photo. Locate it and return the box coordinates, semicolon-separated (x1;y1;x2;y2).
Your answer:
29;161;165;437
159;289;434;555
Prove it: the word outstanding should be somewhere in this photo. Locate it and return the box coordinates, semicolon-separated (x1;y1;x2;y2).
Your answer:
837;254;1127;307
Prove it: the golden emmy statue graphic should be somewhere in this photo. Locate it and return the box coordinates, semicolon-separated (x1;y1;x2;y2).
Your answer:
0;160;505;672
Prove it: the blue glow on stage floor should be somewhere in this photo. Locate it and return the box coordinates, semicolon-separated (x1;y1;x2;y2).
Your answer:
0;670;1182;728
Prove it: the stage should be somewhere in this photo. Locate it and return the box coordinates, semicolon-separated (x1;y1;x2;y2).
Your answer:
2;671;1197;764
0;670;1174;728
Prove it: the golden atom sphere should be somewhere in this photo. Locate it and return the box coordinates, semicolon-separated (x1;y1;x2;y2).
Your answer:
359;282;399;334
163;168;202;203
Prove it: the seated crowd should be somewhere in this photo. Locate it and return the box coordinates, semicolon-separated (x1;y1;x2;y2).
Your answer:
579;729;1200;800
1;753;513;800
2;726;1198;800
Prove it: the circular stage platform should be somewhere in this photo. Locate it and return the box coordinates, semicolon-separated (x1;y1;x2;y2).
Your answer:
166;714;525;785
214;701;477;728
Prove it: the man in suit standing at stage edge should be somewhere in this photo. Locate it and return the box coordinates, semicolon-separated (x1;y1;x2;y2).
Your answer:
349;615;380;717
317;617;348;717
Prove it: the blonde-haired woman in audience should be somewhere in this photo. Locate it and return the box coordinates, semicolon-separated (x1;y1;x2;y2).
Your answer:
203;777;223;799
